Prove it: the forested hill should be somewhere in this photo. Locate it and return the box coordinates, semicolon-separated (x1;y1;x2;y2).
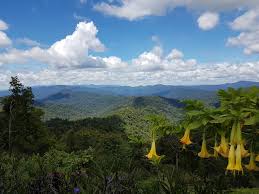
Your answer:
36;91;184;120
2;81;259;120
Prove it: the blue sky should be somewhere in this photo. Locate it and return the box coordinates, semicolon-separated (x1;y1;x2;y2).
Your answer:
0;0;259;88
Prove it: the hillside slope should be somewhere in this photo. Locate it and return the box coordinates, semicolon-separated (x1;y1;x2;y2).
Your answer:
38;91;184;121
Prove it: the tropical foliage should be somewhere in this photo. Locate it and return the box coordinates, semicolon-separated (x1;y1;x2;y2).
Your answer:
0;77;259;193
154;87;259;175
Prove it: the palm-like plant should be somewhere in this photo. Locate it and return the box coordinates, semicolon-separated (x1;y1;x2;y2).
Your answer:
145;87;259;175
179;87;259;174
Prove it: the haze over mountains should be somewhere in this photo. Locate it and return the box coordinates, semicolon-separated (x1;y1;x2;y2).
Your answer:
1;81;259;99
1;81;259;120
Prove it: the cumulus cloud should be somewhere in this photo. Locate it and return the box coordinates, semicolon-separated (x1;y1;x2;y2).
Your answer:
197;12;219;30
1;19;259;89
0;19;8;31
94;0;185;21
187;1;258;12
0;21;108;68
94;0;258;21
166;49;184;59
0;31;12;48
227;8;259;54
0;19;11;48
102;56;128;69
132;46;163;71
131;46;197;72
1;59;259;89
16;38;42;47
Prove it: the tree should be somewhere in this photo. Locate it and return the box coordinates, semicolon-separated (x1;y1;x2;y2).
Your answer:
1;76;48;154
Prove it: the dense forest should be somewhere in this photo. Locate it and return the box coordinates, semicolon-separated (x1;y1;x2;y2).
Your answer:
0;77;259;193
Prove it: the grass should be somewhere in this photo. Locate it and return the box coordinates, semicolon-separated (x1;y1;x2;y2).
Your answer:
231;188;259;194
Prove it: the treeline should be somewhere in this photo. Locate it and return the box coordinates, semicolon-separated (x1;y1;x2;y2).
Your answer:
0;77;258;193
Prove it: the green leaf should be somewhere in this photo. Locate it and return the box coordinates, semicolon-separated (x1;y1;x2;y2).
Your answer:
187;121;202;130
187;110;203;117
244;115;259;126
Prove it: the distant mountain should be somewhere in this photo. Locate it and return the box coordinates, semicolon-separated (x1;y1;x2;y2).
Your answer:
189;81;259;91
1;81;259;120
1;81;258;100
37;91;184;120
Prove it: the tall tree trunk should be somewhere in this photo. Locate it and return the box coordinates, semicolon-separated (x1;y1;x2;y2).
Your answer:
8;101;13;155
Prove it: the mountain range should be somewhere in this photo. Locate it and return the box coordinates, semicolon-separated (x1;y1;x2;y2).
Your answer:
1;81;259;120
1;81;259;99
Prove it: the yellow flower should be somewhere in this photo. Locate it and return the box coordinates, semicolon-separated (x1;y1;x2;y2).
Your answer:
245;152;259;171
146;140;161;160
198;136;210;158
226;144;236;172
180;128;192;145
256;154;259;162
234;144;243;174
215;134;229;158
213;141;219;159
240;143;250;158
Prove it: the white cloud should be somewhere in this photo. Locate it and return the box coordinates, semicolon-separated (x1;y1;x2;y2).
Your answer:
1;59;259;89
131;46;197;72
0;20;8;31
47;21;105;68
94;0;185;21
197;12;219;30
0;20;11;48
94;0;258;21
187;1;258;11
227;8;259;54
132;46;163;71
1;20;259;89
80;0;87;4
230;9;259;31
16;38;42;47
166;49;184;59
0;21;106;68
103;56;128;69
0;31;11;48
73;13;89;21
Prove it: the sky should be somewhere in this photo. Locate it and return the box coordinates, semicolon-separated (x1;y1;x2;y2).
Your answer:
0;0;259;89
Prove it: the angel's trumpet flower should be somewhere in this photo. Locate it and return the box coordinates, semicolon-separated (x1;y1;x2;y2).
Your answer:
215;133;229;158
180;128;192;145
213;137;219;158
146;140;161;161
234;144;243;174
245;152;259;171
198;134;210;158
240;143;250;158
226;144;236;173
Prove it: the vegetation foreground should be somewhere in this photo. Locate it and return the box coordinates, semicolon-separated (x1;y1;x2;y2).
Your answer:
0;77;259;193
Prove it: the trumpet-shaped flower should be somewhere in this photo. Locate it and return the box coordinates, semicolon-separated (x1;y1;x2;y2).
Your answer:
226;144;236;172
180;128;192;145
255;154;259;162
234;144;243;174
215;134;229;158
146;140;161;161
240;143;250;158
198;136;210;158
245;152;259;171
213;140;219;158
